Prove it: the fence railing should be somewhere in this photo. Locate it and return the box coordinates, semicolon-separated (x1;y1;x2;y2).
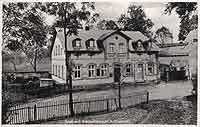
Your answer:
7;91;149;124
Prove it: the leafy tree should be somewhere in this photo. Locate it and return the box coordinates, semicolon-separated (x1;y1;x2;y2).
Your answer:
155;26;173;45
165;2;197;40
178;14;198;40
97;19;119;30
3;3;48;72
40;2;99;116
118;4;154;37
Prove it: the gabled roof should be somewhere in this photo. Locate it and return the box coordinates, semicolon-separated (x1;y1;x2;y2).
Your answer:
158;45;189;57
121;31;148;42
50;27;158;53
156;43;188;48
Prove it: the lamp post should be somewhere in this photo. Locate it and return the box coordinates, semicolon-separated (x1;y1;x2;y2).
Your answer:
113;53;122;109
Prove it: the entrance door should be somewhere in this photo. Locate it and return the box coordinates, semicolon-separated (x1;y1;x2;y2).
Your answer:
114;63;121;82
135;64;144;82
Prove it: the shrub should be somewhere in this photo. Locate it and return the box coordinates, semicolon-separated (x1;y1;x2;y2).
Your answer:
2;92;14;124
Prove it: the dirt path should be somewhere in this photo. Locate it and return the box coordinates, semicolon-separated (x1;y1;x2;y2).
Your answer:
12;80;193;109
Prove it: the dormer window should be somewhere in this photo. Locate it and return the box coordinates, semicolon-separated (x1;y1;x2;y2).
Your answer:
86;38;95;49
132;41;138;50
132;40;144;51
89;40;95;47
72;38;81;48
142;41;149;50
137;40;143;50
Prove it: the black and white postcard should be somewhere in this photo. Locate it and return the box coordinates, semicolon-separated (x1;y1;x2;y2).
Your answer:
1;1;198;125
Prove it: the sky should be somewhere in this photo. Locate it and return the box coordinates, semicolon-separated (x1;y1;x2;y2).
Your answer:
94;2;180;42
45;2;181;43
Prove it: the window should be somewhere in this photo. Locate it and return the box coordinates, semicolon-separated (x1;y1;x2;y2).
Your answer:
100;64;108;76
137;40;143;50
147;63;154;75
74;65;81;79
76;40;81;47
61;65;64;79
96;68;100;76
55;46;57;56
86;39;95;49
119;43;125;53
72;38;81;48
58;45;60;55
55;65;57;76
52;64;54;75
109;43;115;53
125;64;131;75
58;65;60;77
89;40;95;47
88;64;95;77
61;48;63;55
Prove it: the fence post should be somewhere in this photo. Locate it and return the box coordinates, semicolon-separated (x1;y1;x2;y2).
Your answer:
28;107;31;123
147;91;149;104
106;99;109;112
34;104;37;121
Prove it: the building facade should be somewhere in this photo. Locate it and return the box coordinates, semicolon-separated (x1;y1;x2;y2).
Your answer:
50;28;160;86
158;29;198;81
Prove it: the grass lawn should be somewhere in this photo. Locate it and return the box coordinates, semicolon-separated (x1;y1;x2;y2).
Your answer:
139;96;197;125
45;96;197;125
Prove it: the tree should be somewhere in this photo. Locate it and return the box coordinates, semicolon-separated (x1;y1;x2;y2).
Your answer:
118;4;154;37
97;19;119;30
3;3;48;72
178;14;198;40
155;26;173;45
41;2;99;116
164;2;197;40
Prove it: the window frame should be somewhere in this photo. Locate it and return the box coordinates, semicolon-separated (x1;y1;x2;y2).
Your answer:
109;43;115;53
58;45;60;56
86;38;95;49
74;65;81;79
88;64;96;78
61;65;64;79
58;65;60;77
146;63;154;76
119;43;125;53
72;38;82;49
55;65;57;76
125;63;132;76
100;64;108;77
55;45;57;56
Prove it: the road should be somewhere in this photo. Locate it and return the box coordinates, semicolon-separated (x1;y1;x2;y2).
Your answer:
12;80;193;108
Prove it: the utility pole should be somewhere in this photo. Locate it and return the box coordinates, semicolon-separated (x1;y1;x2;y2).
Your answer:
62;3;75;116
